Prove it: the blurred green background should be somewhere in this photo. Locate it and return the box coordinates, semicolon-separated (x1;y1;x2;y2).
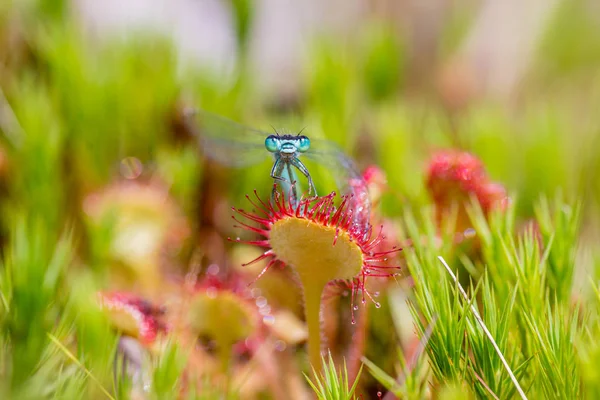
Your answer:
1;0;600;220
2;0;600;398
3;0;599;223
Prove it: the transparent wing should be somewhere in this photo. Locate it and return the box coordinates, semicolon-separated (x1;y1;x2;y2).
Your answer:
184;109;271;167
303;137;363;193
303;138;371;232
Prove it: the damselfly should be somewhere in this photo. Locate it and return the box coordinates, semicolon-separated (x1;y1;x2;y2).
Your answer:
184;109;371;233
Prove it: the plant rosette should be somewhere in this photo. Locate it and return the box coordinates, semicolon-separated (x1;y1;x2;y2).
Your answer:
232;190;401;372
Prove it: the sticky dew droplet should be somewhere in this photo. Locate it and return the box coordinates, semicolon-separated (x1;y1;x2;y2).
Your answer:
120;157;143;179
274;340;286;352
259;306;271;315
255;296;267;308
206;287;217;299
207;264;220;276
464;228;476;238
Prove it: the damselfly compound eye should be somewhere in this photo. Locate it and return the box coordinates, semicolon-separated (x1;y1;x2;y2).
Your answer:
265;135;279;153
296;136;310;153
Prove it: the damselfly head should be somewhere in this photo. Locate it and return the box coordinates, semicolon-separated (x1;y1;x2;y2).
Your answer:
264;134;311;154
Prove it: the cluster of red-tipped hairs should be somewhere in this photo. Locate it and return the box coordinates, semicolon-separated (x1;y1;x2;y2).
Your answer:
230;190;402;308
427;150;509;214
98;291;166;344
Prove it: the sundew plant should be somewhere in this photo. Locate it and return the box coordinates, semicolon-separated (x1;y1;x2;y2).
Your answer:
1;1;600;399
